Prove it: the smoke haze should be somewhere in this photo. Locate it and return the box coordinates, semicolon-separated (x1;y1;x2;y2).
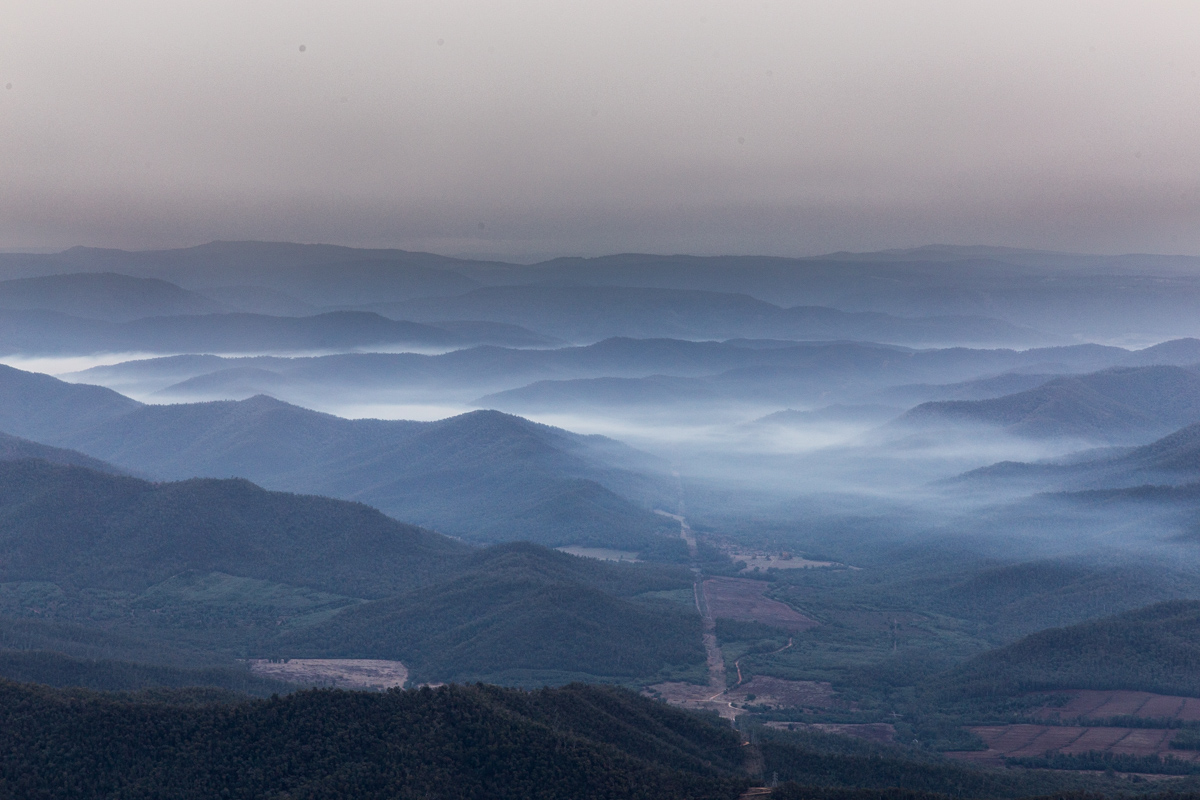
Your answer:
3;1;1200;256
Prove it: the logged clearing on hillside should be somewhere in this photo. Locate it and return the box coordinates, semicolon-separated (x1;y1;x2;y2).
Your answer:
247;659;408;690
725;676;841;710
704;578;817;632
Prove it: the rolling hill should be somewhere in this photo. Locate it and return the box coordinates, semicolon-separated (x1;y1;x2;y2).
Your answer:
0;458;463;597
0;365;675;549
0;431;124;473
0;272;222;321
0;459;703;686
949;418;1200;494
0;307;557;356
10;241;1200;342
277;543;703;685
932;600;1200;699
373;285;1048;346
72;336;1200;409
900;366;1200;443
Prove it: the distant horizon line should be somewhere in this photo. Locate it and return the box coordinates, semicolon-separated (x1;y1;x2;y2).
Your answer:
1;239;1179;263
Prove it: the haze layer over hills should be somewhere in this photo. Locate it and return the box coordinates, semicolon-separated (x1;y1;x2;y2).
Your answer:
4;241;1200;796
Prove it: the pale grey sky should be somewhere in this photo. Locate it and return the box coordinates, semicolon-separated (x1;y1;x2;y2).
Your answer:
2;1;1199;258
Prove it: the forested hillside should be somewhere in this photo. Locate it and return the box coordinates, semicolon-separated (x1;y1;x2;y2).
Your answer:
279;543;703;684
932;600;1200;699
0;458;464;597
0;364;676;551
0;680;749;799
0;460;704;686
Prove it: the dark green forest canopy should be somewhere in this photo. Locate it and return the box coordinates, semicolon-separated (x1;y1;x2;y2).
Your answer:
0;363;678;551
0;679;749;800
931;600;1200;699
0;458;464;597
275;543;702;684
0;649;291;696
0;460;703;685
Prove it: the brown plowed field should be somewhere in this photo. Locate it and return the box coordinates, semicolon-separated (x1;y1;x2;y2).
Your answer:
1034;690;1200;721
946;723;1198;766
703;578;817;632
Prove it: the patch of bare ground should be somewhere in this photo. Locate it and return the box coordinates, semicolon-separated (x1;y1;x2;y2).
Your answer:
945;723;1200;768
1032;690;1200;721
643;681;738;720
247;659;408;690
765;721;896;744
646;675;846;722
704;578;818;633
726;676;843;711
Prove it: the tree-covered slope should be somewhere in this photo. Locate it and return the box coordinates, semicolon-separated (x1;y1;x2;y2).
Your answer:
278;544;703;684
0;649;291;697
901;366;1200;443
0;272;222;321
0;462;701;686
0;430;124;473
0;364;674;550
0;458;464;597
0;307;558;356
932;600;1200;699
0;680;749;800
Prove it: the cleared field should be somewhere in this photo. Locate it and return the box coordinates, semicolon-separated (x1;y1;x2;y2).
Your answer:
765;722;895;744
703;578;817;632
947;723;1198;765
727;675;840;710
646;675;839;720
732;553;840;572
644;681;736;720
1035;689;1200;721
247;659;408;690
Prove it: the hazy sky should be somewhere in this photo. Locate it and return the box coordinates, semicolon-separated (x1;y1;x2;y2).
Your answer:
2;1;1199;259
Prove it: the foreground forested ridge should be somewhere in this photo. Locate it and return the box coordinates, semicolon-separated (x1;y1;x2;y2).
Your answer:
0;677;1179;800
0;680;749;800
0;457;704;686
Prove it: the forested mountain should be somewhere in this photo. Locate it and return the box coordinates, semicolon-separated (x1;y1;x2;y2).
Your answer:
373;285;1046;346
278;543;701;684
952;417;1200;493
69;336;1200;409
0;459;703;685
932;600;1200;699
0;272;222;321
0;680;750;799
0;431;123;473
902;366;1200;443
0;458;463;597
9;242;1200;340
0;366;673;549
0;308;556;356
